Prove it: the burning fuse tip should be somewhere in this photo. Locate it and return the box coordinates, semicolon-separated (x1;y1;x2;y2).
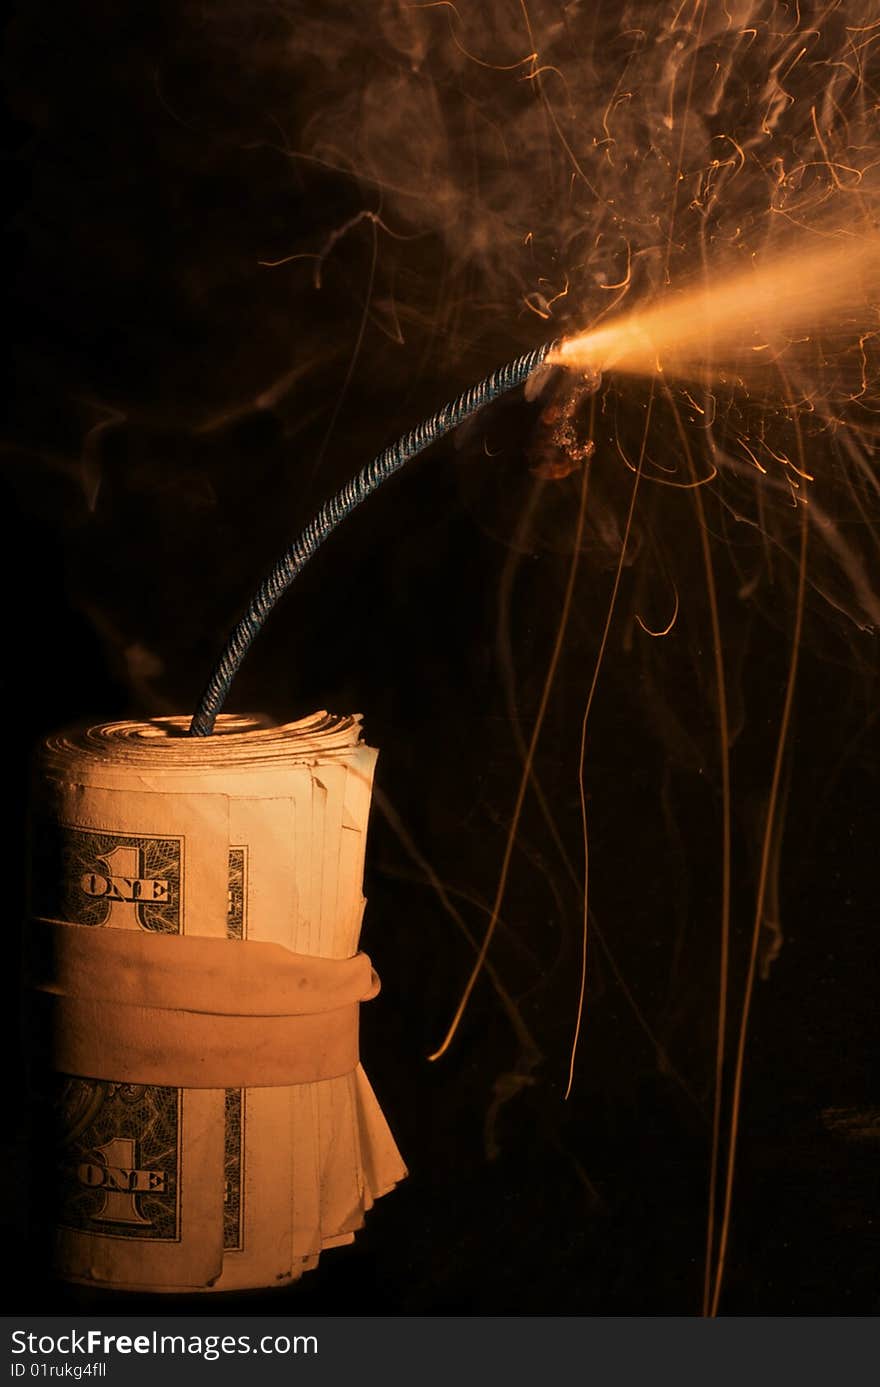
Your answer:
527;339;602;400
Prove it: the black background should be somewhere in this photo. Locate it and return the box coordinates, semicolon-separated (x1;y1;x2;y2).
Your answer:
2;2;878;1315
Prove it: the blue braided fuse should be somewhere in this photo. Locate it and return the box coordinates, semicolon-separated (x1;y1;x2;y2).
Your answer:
190;341;557;736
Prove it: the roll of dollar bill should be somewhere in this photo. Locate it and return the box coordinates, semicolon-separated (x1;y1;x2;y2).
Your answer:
26;711;406;1292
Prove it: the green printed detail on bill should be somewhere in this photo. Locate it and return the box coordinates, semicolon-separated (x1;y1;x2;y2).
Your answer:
224;848;247;1249
34;825;182;934
55;1078;181;1241
224;1089;244;1251
227;846;247;940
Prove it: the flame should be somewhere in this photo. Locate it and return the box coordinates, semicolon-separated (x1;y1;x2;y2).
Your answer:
549;232;880;382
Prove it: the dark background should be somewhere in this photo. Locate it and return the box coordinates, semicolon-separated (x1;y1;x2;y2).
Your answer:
2;2;878;1315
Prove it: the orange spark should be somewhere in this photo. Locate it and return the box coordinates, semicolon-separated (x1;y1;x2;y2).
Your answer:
549;231;880;384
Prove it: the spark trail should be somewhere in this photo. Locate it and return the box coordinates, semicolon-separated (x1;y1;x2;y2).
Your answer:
550;232;880;384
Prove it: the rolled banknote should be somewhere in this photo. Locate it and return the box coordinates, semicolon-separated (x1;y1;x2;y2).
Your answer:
26;712;406;1292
